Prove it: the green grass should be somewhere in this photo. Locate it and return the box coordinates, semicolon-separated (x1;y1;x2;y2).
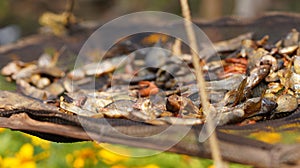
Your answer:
0;129;252;168
0;75;16;91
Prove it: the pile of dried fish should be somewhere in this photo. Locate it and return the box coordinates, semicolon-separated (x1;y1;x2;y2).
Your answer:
1;29;300;126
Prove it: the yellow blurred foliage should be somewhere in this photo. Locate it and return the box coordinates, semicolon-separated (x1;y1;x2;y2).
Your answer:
111;165;128;168
0;128;5;133
2;143;36;168
73;157;85;168
24;134;50;150
250;131;282;144
66;148;99;167
16;143;34;161
65;154;74;165
139;164;160;168
98;148;129;165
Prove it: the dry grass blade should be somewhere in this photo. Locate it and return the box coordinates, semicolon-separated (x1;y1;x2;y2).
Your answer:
179;0;225;167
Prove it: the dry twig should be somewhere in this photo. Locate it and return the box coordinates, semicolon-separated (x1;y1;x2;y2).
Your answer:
179;0;225;167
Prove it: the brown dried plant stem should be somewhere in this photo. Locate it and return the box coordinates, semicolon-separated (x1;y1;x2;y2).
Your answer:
179;0;224;167
66;0;75;25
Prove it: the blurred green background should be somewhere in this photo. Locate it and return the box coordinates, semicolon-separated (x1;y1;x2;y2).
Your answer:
1;0;300;37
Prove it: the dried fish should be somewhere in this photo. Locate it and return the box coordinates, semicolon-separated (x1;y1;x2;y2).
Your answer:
166;94;202;118
67;69;85;80
218;97;277;125
60;90;137;117
218;108;244;126
265;72;279;82
133;96;165;119
279;45;298;55
62;78;80;92
206;74;245;91
214;32;253;52
138;81;159;97
38;53;53;68
155;64;179;89
258;55;278;72
17;79;54;100
274;94;298;113
246;98;277;119
246;65;270;89
247;48;268;70
289;72;300;96
44;81;65;96
12;64;37;80
145;41;170;68
294;56;300;74
203;60;224;72
1;61;22;76
283;29;299;47
60;95;98;117
265;82;284;95
36;67;65;78
68;55;127;80
3;29;300;127
240;39;257;58
36;77;51;89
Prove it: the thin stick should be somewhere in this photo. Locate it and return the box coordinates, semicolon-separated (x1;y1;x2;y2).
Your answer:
172;39;182;56
179;0;224;167
65;0;75;26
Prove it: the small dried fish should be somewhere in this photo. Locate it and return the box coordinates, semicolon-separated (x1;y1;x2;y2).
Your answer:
12;64;37;80
279;45;298;55
60;95;98;117
3;28;300;127
67;69;85;80
283;29;299;47
17;79;54;100
68;55;127;80
212;33;253;52
246;65;270;89
206;74;245;91
44;81;65;96
138;81;159;97
166;94;202;118
60;90;137;117
38;53;53;67
36;67;65;78
247;48;268;69
218;108;245;126
289;72;300;93
265;82;284;95
218;97;277;125
0;91;58;111
133;97;165;120
274;94;298;113
258;55;278;72
36;77;51;89
1;61;22;76
265;72;279;82
294;56;300;74
145;41;170;68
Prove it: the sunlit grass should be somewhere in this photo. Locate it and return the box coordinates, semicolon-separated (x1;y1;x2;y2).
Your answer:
0;129;252;168
0;75;16;91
